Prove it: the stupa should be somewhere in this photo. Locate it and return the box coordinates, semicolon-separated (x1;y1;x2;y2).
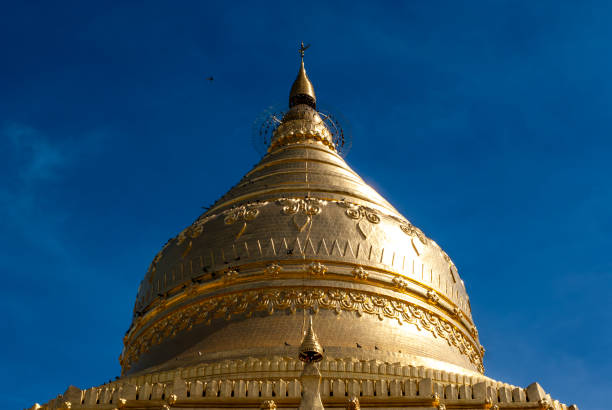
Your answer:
32;45;577;410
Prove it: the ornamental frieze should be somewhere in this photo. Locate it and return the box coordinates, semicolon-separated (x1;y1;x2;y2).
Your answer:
177;217;209;245
223;202;268;239
276;197;326;232
139;198;469;322
336;201;381;239
400;223;427;245
120;287;483;373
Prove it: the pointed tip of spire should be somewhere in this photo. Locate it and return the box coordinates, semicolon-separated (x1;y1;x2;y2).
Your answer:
298;314;323;363
290;44;316;109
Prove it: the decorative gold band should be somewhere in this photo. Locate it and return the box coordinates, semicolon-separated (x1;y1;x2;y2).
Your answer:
121;287;484;374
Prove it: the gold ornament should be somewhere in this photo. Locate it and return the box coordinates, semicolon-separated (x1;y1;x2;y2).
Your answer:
352;266;368;280
264;263;282;276
120;287;483;373
308;262;327;276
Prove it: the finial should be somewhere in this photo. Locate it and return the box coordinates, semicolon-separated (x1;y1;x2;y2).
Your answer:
290;42;316;109
299;41;310;59
298;314;323;363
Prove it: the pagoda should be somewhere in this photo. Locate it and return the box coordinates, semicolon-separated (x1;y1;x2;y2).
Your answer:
32;46;577;410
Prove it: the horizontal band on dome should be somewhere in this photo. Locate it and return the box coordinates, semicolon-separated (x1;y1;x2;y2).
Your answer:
131;261;475;340
121;286;484;374
137;197;466;320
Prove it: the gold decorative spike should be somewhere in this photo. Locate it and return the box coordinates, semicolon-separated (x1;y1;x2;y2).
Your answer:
298;315;323;363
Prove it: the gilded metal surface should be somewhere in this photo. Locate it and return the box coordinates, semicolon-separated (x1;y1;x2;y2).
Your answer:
400;223;428;245
121;286;483;373
128;188;480;376
269;104;334;151
290;58;316;103
222;202;267;240
124;51;484;382
277;197;326;231
131;259;476;342
337;200;381;239
134;196;472;318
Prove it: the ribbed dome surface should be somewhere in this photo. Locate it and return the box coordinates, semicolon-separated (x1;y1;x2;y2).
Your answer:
121;63;484;379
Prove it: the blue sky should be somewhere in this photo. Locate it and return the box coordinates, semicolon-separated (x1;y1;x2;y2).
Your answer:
1;1;610;408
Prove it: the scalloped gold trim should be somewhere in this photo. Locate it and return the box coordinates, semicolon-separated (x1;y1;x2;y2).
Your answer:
121;287;484;374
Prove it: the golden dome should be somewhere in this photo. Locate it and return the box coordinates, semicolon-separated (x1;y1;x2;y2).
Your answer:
120;54;483;378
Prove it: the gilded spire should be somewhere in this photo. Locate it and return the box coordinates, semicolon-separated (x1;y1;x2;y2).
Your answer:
290;42;316;109
298;314;323;363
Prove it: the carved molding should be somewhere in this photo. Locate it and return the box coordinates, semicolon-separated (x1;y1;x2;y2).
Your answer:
392;276;409;291
400;223;427;245
308;262;327;276
352;266;368;280
121;287;484;374
223;202;268;239
337;201;381;239
223;270;239;283
277;198;326;232
264;263;282;277
277;198;326;216
147;198;432;280
40;365;575;410
426;290;440;304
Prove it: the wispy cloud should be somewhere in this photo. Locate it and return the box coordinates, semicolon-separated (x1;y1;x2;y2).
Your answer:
0;123;104;265
4;123;67;182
